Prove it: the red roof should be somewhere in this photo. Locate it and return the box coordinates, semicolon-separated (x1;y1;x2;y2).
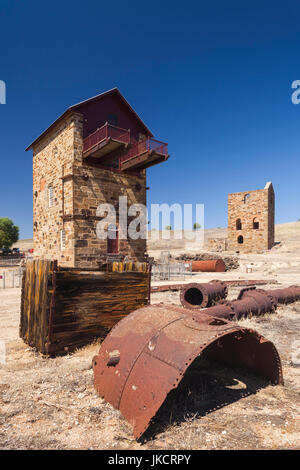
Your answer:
25;88;153;151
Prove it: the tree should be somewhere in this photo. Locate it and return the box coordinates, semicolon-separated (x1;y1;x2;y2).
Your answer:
0;218;19;249
165;225;172;230
193;223;201;230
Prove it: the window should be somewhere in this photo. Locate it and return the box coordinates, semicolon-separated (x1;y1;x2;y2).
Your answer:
60;230;66;250
244;194;250;204
107;224;119;254
48;186;54;208
253;218;259;230
236;219;242;230
237;235;244;244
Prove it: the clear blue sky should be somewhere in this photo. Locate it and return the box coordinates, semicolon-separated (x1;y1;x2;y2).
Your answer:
1;0;300;239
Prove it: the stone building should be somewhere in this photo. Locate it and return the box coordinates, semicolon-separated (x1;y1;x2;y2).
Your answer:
26;88;169;267
207;238;228;252
227;182;275;252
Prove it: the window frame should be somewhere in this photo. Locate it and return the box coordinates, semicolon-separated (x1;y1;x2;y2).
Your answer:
60;229;66;250
48;185;54;208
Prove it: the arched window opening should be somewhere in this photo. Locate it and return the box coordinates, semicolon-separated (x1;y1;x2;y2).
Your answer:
237;235;244;244
253;218;259;230
244;194;250;204
236;219;242;230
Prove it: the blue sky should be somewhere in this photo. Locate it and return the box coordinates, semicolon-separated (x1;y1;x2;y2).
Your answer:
0;0;300;238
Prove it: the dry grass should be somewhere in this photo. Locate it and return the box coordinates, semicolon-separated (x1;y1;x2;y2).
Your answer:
0;285;299;450
1;225;300;449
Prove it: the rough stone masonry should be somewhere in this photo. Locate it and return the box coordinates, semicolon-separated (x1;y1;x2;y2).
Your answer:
227;182;275;253
30;112;147;268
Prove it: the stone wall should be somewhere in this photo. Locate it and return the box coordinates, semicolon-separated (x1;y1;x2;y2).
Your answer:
227;182;275;253
32;112;83;266
32;111;147;267
207;238;228;252
72;164;147;268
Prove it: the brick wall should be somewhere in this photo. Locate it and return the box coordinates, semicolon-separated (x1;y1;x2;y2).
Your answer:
227;182;275;253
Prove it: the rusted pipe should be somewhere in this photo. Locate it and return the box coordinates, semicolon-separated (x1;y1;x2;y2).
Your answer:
93;304;283;440
203;285;300;321
263;285;300;304
190;259;226;272
201;288;277;321
151;279;278;293
180;281;228;309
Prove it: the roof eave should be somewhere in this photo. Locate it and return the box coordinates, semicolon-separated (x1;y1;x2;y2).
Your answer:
25;88;153;152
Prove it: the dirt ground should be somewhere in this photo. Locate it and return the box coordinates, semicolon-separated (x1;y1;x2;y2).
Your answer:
0;224;300;450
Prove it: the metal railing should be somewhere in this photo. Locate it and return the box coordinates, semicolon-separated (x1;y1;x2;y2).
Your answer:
151;262;192;281
120;138;168;164
83;122;131;154
0;255;24;267
0;268;23;289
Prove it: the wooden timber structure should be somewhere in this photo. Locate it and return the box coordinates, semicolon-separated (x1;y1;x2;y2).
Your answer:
20;259;150;356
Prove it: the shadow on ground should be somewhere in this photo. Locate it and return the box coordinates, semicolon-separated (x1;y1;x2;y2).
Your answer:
141;358;267;442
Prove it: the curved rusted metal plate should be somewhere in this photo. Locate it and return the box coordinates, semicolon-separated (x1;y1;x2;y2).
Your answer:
93;305;283;439
180;281;228;309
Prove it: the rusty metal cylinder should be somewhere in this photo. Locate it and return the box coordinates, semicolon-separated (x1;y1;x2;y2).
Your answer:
202;285;300;322
264;285;300;304
202;289;277;321
237;289;276;317
190;259;226;273
200;303;235;320
180;281;228;309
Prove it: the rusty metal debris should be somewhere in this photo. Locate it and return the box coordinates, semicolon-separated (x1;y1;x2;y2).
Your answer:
151;279;278;293
180;281;228;309
202;285;300;321
189;259;226;272
263;285;300;305
205;289;276;321
93;304;283;439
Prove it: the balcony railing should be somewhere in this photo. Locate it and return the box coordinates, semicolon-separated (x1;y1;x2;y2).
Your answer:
83;122;131;155
120;138;168;165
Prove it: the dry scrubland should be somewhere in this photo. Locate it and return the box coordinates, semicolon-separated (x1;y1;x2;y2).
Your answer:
0;222;300;449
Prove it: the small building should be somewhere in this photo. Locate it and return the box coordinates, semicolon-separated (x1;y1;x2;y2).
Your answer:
26;88;169;267
227;182;275;252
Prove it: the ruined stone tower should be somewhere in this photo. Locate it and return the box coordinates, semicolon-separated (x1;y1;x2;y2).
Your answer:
26;88;169;267
227;182;275;252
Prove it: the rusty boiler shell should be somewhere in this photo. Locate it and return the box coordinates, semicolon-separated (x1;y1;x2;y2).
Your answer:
93;304;283;440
